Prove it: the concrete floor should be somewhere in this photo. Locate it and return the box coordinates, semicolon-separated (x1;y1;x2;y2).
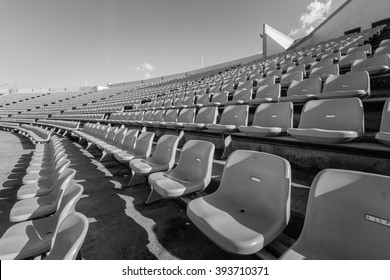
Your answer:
0;131;258;260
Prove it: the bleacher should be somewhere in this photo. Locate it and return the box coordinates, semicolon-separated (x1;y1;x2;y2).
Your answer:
1;18;390;260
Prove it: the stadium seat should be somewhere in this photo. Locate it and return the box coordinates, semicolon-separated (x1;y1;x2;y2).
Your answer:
223;88;252;105
280;169;390;260
280;71;304;88
206;105;248;133
207;92;228;107
128;134;180;189
113;131;155;165
374;45;390;56
104;129;139;157
44;212;89;260
9;169;76;223
165;108;196;128
187;150;291;255
279;77;322;103
159;109;179;127
288;98;364;144
350;54;390;75
147;140;215;204
239;102;293;137
247;84;280;104
309;64;339;81
318;71;370;99
0;184;83;260
375;98;390;147
338;51;366;68
183;106;218;130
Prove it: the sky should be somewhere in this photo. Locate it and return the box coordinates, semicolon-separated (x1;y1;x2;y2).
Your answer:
0;0;345;89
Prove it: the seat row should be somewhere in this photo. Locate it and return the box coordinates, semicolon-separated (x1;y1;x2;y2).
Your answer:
16;124;53;144
0;135;89;260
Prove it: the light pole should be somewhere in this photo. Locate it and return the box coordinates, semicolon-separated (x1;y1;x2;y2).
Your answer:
200;55;204;68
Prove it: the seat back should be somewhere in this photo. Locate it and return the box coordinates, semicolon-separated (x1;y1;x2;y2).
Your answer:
350;54;390;73
211;92;228;104
151;110;164;122
281;71;304;86
149;134;180;168
196;94;211;106
255;76;275;88
255;84;281;101
163;109;179;123
182;96;194;106
104;126;118;142
172;140;215;186
219;105;248;126
252;102;293;129
216;150;291;230
133;131;155;157
45;212;89;260
121;129;139;150
134;111;145;121
298;98;364;134
232;88;252;102
379;98;390;133
111;127;127;146
375;46;390;57
195;106;218;124
177;108;196;124
286;169;390;259
310;64;339;79
142;110;153;122
338;51;366;67
348;44;372;55
287;77;322;97
322;71;370;94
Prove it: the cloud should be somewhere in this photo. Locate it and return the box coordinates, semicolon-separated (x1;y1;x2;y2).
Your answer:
135;62;155;79
289;0;332;38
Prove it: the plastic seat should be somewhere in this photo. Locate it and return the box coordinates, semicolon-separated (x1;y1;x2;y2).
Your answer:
183;106;218;130
247;84;280;104
280;71;303;88
254;76;275;88
374;45;390;57
318;71;370;99
280;169;390;260
288;98;364;144
9;169;76;223
44;212;89;260
158;109;179;127
113;131;155;164
279;77;322;103
147;140;215;203
0;184;83;260
375;98;390;147
206;105;248;133
338;51;366;68
104;129;139;156
187;150;291;255
207;92;228;106
166;108;196;128
223;88;252;105
351;54;390;75
239;102;293;137
189;94;211;108
309;64;339;81
127;134;180;189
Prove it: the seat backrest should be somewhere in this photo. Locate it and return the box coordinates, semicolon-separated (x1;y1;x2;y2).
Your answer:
163;109;179;123
266;69;282;79
121;129;139;150
231;88;252;102
196;94;211;105
148;134;180;168
374;46;390;57
252;102;293;129
309;64;339;79
216;150;291;225
256;76;275;87
134;111;145;121
311;58;333;70
195;106;218;124
177;108;196;124
291;169;390;259
322;71;370;94
379;98;390;133
350;54;390;73
211;92;228;104
133;131;155;157
151;110;164;122
111;126;127;146
255;84;281;101
172;98;182;107
281;71;303;84
287;64;305;73
142;110;153;122
298;98;364;134
219;105;248;126
45;212;89;260
347;44;372;55
287;77;322;97
338;51;367;66
171;140;215;187
379;39;390;47
104;126;118;141
182;95;194;106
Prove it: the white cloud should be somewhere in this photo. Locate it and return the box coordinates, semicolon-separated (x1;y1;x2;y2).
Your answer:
134;62;155;79
289;0;332;38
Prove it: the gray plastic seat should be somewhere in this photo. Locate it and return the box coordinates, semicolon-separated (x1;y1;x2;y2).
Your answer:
375;46;390;57
280;77;322;103
187;150;291;255
247;84;280;104
148;140;215;203
207;92;228;106
104;129;139;156
158;109;179;127
9;169;76;223
165;108;196;128
280;71;303;87
206;105;248;133
351;54;390;75
0;184;84;260
318;71;370;99
309;64;339;81
338;51;366;68
183;106;218;130
280;169;390;260
128;134;180;190
223;88;252;106
288;98;364;144
44;212;89;260
113;131;155;164
239;102;293;137
375;98;390;147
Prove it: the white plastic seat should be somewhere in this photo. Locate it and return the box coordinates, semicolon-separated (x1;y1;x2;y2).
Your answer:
158;109;179;127
375;98;390;147
0;184;83;260
318;71;370;99
187;150;291;255
9;169;76;223
279;77;322;103
280;71;303;88
280;169;390;260
338;51;366;68
351;54;390;75
44;212;89;260
147;140;215;203
247;84;280;104
127;134;180;189
309;64;339;81
113;131;155;164
165;108;196;128
288;98;364;144
223;88;252;106
104;129;139;156
206;105;248;133
183;106;218;130
239;102;293;137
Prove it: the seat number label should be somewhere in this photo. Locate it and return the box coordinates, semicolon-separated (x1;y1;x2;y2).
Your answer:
365;214;390;227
